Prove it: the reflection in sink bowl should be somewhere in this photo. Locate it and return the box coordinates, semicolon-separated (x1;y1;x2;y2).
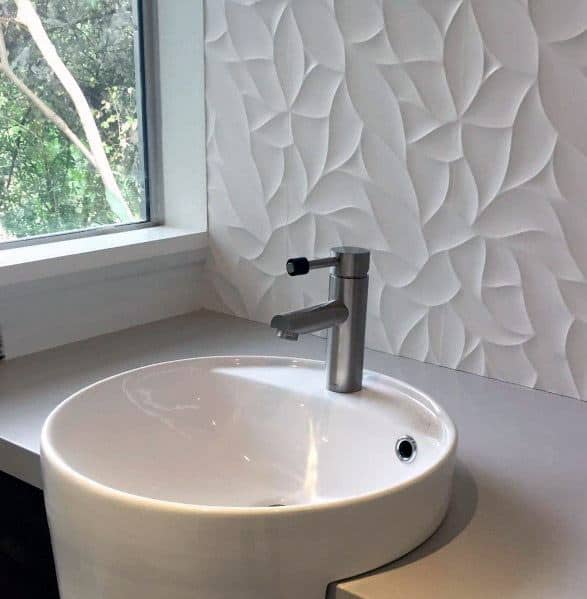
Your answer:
41;356;457;599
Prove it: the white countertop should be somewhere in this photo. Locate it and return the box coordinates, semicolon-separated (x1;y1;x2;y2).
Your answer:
1;310;586;598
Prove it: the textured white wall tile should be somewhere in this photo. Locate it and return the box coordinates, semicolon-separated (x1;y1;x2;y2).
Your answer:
204;0;587;400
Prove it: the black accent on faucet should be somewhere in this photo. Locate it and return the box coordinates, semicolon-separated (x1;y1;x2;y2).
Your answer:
286;256;339;276
286;257;310;276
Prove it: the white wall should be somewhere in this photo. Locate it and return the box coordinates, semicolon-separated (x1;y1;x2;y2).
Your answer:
204;0;587;400
1;251;207;358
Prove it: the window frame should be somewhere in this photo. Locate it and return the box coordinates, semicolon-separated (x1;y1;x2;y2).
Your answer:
0;0;206;265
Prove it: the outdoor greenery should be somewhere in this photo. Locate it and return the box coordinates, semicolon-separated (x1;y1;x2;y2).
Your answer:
0;0;143;241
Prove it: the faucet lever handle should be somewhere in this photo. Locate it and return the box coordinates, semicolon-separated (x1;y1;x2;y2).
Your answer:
286;256;338;276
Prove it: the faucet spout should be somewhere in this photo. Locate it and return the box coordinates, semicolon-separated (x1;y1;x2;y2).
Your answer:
276;330;300;341
270;301;348;337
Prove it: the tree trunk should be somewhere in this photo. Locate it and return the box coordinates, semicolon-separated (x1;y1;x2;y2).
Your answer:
14;0;133;222
0;26;97;167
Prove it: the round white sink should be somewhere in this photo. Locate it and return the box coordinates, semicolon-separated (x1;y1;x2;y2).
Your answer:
41;356;457;599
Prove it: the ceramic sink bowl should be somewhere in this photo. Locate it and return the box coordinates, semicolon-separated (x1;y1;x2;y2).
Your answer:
41;356;456;598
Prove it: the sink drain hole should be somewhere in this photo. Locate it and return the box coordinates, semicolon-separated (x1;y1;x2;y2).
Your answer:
395;436;417;463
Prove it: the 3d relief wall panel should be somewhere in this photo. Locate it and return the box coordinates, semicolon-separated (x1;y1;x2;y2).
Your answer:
205;0;587;400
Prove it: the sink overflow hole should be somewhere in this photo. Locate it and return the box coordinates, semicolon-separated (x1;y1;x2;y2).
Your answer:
395;436;417;463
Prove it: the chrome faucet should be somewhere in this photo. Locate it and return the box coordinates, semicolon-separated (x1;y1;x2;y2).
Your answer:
271;247;370;393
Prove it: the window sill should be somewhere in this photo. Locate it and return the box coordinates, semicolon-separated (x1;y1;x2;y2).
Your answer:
0;226;208;287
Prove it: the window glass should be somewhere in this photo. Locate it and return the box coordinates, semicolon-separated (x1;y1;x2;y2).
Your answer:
0;0;147;242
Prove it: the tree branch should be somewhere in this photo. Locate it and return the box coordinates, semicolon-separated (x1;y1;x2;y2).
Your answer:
0;23;96;166
14;0;132;221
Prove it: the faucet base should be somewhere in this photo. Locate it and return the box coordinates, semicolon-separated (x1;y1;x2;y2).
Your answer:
326;274;368;393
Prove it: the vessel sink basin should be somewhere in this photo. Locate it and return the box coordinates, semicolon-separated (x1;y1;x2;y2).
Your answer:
41;356;457;599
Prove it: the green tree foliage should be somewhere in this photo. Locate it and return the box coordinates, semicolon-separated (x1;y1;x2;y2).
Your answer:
0;0;143;240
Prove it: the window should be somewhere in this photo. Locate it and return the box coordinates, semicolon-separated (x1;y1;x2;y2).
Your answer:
0;0;149;244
